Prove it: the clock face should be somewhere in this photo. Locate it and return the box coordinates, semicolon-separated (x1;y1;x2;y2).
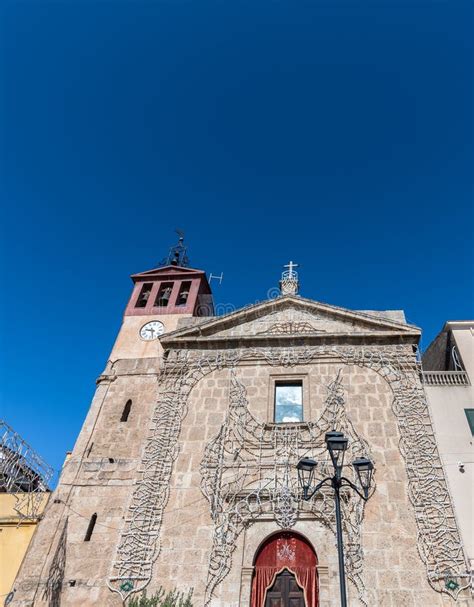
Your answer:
140;321;165;341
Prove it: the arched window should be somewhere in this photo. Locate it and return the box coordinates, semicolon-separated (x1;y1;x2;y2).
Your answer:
121;400;132;422
84;513;97;542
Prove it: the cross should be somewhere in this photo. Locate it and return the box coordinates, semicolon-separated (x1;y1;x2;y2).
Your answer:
284;261;298;278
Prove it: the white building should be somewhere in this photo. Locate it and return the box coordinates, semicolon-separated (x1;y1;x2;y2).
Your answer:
423;321;474;582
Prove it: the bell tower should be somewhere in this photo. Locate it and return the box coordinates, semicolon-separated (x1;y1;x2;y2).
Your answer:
110;234;214;360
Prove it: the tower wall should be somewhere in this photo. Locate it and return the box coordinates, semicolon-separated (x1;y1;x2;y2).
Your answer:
12;358;160;606
109;314;190;360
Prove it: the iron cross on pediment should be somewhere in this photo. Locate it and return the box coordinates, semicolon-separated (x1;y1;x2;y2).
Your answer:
284;261;299;278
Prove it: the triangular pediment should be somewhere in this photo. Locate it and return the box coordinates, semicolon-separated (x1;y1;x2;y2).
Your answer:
161;295;420;347
131;265;206;282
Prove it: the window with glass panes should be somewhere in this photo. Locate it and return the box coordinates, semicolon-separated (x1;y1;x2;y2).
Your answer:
274;381;303;423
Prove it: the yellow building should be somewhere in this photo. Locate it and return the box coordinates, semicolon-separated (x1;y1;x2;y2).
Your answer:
0;421;53;601
0;493;50;598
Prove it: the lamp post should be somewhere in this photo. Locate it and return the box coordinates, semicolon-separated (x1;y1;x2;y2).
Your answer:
296;432;374;607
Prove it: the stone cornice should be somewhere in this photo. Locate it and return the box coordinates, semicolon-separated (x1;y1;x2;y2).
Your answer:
161;330;420;350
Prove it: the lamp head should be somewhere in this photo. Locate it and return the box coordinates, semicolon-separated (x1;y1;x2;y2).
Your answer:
352;457;374;498
325;431;348;469
296;457;317;499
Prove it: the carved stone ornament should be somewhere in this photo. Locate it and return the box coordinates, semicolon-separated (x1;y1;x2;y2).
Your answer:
107;345;470;603
200;370;372;604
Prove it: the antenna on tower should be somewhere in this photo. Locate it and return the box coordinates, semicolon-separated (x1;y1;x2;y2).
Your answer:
209;272;224;285
159;230;190;267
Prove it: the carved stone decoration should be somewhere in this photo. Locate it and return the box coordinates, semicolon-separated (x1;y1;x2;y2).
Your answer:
257;321;325;335
107;359;206;600
340;347;471;599
200;371;373;605
108;344;470;603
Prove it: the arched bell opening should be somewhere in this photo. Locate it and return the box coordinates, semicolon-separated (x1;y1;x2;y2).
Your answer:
251;531;319;607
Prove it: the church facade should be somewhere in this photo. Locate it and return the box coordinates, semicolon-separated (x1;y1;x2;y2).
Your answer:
12;244;472;606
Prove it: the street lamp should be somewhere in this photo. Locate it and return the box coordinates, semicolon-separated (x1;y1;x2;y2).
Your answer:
296;458;317;500
352;457;374;499
296;432;374;607
325;431;348;469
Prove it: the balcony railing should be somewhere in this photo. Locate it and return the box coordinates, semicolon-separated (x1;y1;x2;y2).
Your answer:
422;371;470;387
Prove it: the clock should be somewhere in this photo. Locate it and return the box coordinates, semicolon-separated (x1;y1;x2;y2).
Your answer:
139;321;165;341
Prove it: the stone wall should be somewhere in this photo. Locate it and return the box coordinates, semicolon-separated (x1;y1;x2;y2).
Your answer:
12;359;160;607
145;362;454;606
11;335;472;605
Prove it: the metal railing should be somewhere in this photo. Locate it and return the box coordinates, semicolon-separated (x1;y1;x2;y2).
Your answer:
422;371;470;387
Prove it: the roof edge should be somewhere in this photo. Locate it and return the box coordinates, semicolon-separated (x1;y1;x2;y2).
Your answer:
161;295;420;343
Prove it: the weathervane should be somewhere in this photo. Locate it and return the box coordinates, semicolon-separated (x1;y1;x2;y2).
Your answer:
159;230;190;267
279;260;299;295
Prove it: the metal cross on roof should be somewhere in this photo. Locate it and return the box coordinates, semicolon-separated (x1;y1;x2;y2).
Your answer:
280;260;299;295
284;261;299;279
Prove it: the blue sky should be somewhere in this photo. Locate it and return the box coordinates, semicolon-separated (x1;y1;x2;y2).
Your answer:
1;0;472;481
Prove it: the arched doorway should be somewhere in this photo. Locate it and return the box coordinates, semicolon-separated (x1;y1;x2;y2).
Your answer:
251;532;318;607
